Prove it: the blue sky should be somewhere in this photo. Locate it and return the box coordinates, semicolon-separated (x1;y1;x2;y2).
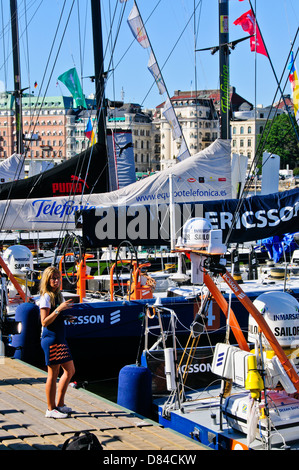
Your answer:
0;0;298;110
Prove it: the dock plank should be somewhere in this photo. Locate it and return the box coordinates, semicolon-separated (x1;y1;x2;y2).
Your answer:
0;358;206;450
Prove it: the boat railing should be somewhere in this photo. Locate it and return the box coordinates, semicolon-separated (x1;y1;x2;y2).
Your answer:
109;260;154;301
59;252;94;302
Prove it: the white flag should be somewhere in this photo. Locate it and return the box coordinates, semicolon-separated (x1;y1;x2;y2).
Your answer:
177;139;190;162
162;97;182;140
147;51;166;95
127;3;150;49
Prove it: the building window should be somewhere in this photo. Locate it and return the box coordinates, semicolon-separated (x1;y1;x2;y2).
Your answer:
248;126;252;134
240;126;244;134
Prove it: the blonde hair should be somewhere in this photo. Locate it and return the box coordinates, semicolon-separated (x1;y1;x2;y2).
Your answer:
40;266;63;307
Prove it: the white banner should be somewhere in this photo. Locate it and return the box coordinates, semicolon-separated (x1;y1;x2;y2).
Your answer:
127;3;150;49
162;97;182;140
0;139;232;231
177;139;190;162
147;51;166;95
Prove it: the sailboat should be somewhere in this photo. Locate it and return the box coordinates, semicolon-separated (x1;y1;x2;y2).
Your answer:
110;1;299;450
1;0;298;393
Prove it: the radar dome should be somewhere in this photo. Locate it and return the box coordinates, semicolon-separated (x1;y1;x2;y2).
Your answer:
3;245;33;276
182;218;212;248
248;291;299;348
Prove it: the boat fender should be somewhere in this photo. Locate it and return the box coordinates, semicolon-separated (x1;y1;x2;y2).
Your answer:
10;302;42;365
117;364;152;418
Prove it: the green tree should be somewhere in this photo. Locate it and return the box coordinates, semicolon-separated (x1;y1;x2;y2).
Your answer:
257;113;299;169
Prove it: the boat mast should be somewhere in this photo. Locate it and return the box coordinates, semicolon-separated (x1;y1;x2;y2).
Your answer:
90;0;108;191
10;0;23;155
219;0;230;140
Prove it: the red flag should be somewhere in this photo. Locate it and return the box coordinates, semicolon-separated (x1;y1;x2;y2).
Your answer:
234;9;268;57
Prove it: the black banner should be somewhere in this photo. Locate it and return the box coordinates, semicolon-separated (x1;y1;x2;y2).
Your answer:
80;188;299;247
0;143;108;200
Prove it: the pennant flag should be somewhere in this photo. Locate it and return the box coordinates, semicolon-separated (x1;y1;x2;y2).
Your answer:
127;3;150;49
34;81;38;88
288;51;299;124
147;51;166;95
233;9;268;57
85;118;96;145
162;97;182;140
177;138;190;162
58;67;87;109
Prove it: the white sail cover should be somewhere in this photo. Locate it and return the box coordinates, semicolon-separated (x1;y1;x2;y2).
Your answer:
0;139;232;231
0;153;24;183
95;138;232;207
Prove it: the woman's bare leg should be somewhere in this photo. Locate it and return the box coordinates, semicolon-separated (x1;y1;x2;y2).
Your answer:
46;364;60;410
56;360;75;407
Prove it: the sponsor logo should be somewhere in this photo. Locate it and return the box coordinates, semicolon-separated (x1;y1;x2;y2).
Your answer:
32;199;96;220
52;175;89;196
135;188;228;202
274;326;299;338
179;362;211;374
66;311;122;327
187;177;196;183
110;310;121;325
66;314;104;325
216;352;225;367
273;313;299;321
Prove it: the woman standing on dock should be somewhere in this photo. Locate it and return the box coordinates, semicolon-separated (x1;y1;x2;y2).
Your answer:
39;266;75;419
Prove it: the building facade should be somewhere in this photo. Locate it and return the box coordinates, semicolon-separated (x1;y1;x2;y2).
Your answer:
0;88;293;177
0;92;96;165
106;102;159;173
231;102;288;170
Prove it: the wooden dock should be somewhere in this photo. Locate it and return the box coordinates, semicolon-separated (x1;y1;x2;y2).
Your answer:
0;358;206;451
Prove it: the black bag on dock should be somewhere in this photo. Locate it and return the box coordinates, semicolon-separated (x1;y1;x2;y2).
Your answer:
62;431;103;450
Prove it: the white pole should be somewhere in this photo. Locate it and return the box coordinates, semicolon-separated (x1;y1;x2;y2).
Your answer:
169;173;176;250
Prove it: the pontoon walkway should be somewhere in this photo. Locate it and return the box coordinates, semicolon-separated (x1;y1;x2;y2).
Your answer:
0;358;206;451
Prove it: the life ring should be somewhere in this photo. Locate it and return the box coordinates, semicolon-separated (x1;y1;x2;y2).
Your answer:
146;306;156;319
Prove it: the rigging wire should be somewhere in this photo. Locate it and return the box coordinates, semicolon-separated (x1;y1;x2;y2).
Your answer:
74;0;128;204
0;0;76;232
0;0;8;90
225;30;299;246
140;1;202;108
0;1;44;194
52;0;130;249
